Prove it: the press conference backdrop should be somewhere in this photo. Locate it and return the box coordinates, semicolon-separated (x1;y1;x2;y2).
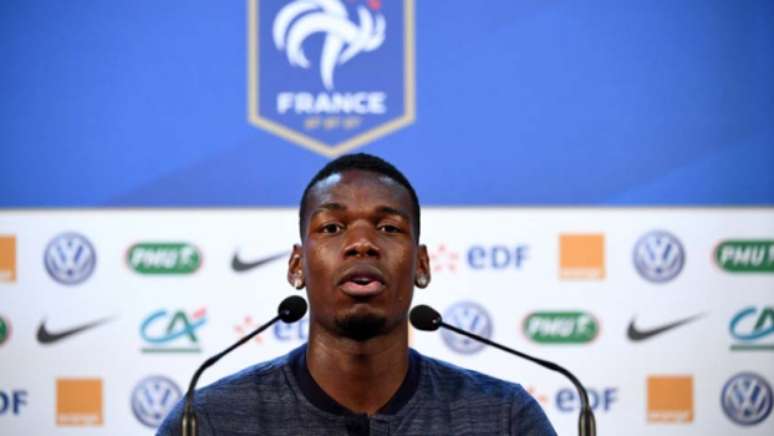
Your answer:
1;0;773;435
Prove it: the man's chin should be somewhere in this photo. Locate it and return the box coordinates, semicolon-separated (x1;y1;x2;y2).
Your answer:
334;312;388;342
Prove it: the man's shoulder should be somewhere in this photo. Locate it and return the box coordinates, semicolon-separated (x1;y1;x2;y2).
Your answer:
414;351;556;435
416;351;529;402
156;348;299;436
195;350;292;402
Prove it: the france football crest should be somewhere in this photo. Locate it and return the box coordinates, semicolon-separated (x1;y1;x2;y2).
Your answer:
248;0;415;157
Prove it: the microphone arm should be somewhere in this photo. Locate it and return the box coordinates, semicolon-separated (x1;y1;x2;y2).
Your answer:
411;305;595;436
182;296;307;436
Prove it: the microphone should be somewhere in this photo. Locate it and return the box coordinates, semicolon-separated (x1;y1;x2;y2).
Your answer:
181;296;308;436
410;305;596;436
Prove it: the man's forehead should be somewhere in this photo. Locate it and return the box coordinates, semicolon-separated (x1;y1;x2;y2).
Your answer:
307;170;408;203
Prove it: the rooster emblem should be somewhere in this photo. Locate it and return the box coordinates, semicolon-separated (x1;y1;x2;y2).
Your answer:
273;0;386;90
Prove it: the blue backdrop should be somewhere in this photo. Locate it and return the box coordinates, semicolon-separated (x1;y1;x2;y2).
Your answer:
2;0;773;207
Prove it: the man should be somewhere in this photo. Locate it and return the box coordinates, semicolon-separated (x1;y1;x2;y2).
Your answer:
158;153;555;435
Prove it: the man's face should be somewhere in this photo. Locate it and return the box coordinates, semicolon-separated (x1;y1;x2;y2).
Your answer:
290;169;429;341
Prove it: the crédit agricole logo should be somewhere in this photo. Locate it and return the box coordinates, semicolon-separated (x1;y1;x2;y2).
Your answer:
248;0;415;157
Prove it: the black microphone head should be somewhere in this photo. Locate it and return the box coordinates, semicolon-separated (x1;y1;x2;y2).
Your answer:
410;305;442;331
278;296;307;323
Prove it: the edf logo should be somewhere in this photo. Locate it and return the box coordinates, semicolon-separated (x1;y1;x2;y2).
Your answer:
556;387;618;413
0;390;27;415
274;316;309;341
467;245;528;270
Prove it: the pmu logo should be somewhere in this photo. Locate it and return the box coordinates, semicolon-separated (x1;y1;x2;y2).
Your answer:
140;308;207;353
0;315;10;346
131;376;182;428
523;311;599;344
730;306;774;351
127;242;202;274
721;372;773;426
633;230;685;283
44;232;96;285
441;301;493;354
715;240;774;273
248;0;415;157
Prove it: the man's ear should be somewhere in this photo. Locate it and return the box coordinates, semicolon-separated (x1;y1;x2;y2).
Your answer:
414;244;431;288
287;244;305;290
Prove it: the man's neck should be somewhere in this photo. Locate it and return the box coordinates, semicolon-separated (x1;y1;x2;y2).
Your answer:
306;325;409;416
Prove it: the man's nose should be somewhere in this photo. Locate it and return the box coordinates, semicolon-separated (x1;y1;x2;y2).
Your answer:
344;227;380;258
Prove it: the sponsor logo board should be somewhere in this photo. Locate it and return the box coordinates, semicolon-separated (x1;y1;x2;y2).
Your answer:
44;233;96;285
37;316;113;345
715;240;774;273
647;375;693;423
467;245;529;270
56;378;103;426
131;376;182;428
633;230;685;283
274;316;309;342
231;250;288;273
627;314;703;342
0;235;16;282
556;387;618;413
429;244;460;273
523;311;599;344
128;242;201;274
721;372;773;426
248;0;415;157
559;234;605;280
234;315;265;344
0;390;27;416
730;306;774;351
0;316;10;345
527;386;618;413
140;308;207;353
429;243;529;273
441;301;492;354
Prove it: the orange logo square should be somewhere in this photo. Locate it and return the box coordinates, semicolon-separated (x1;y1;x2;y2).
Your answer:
647;375;693;423
559;234;605;279
56;378;103;426
0;236;16;282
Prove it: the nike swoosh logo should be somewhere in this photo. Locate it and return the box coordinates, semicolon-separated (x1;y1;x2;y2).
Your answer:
37;317;113;344
231;251;289;272
627;314;704;341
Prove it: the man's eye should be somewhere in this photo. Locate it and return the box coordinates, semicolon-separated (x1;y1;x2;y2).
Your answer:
321;223;343;234
379;224;401;233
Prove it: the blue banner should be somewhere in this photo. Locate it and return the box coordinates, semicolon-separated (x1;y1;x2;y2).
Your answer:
1;0;772;206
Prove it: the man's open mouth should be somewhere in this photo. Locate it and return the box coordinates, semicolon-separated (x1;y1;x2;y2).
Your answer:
338;269;386;297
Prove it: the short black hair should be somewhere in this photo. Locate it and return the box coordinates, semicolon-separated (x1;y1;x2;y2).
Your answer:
299;153;420;241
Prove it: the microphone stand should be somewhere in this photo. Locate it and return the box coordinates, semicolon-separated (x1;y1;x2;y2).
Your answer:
439;322;596;436
181;314;281;436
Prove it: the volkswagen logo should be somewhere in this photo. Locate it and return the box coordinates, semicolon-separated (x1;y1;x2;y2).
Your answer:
131;375;182;428
44;232;96;285
721;372;773;426
633;230;685;283
441;301;493;354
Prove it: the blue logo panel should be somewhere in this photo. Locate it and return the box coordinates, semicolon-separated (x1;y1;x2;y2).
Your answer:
721;372;773;426
44;233;96;286
249;0;414;157
441;301;493;355
131;376;182;428
633;231;685;283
